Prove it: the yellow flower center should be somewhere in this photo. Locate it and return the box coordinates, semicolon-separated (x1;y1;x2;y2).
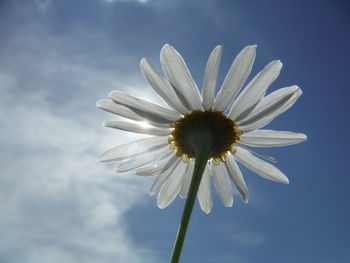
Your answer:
168;110;242;163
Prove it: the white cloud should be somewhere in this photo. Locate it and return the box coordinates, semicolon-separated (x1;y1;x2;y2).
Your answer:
0;69;160;262
0;21;161;263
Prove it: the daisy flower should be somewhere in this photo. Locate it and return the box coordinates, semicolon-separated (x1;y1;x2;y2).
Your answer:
97;44;306;214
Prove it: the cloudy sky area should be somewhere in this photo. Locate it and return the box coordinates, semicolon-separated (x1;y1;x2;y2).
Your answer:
0;0;349;262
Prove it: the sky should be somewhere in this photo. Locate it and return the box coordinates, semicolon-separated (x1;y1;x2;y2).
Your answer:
0;0;349;262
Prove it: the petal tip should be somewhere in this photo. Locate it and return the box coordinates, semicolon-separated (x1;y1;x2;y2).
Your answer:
268;60;283;69
283;177;290;184
302;134;308;141
98;156;106;162
103;121;111;127
108;91;116;98
245;44;257;51
161;44;171;52
289;85;300;92
214;44;224;51
157;202;166;209
134;169;145;176
203;209;211;214
297;88;303;96
140;57;147;66
225;199;234;207
275;60;283;67
96;100;103;108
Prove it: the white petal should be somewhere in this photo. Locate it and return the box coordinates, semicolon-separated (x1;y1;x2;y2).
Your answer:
99;136;168;162
228;60;283;121
97;100;142;121
240;129;307;147
149;156;180;194
237;143;277;163
234;146;289;184
214;45;256;112
104;120;170;136
202;45;223;110
97;100;170;128
109;91;180;123
179;160;195;198
135;152;174;176
160;44;202;110
225;152;249;203
238;87;302;132
157;161;188;209
157;150;174;162
158;153;179;173
212;162;233;207
134;166;159;176
140;58;189;114
238;85;299;125
198;164;212;213
116;146;169;173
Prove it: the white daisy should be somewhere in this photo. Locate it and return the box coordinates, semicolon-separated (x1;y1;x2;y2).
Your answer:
97;44;306;214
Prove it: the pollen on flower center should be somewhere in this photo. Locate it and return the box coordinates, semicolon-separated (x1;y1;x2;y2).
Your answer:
169;110;242;162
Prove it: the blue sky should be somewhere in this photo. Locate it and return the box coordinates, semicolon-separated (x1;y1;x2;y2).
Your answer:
0;0;349;262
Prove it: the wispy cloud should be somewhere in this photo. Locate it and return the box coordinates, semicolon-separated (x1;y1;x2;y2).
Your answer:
0;9;160;263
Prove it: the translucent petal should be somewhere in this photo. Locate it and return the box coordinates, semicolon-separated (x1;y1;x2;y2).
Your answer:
159;154;179;174
214;45;256;112
238;87;302;132
134;165;160;176
149;157;180;195
140;58;189;114
240;129;307;147
237;85;298;126
109;91;180;123
202;45;223;110
212;162;233;207
97;100;142;121
226;153;249;203
160;44;202;110
157;161;188;209
235;146;289;184
179;160;195;199
116;146;169;173
198;164;213;213
228;60;283;121
135;152;174;176
237;143;277;163
97;100;170;128
99;136;168;162
104;120;170;136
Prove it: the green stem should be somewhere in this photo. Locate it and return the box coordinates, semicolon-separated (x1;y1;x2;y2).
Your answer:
169;149;210;263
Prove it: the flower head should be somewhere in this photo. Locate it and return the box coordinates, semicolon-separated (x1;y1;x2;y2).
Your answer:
97;44;306;213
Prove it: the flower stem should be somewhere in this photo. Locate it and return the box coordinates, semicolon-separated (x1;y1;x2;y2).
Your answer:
169;149;210;263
